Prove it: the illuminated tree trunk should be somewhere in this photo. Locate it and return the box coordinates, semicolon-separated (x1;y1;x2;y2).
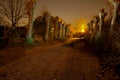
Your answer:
65;25;68;38
93;16;99;33
53;17;59;40
54;22;58;39
62;23;66;39
92;17;100;40
26;1;34;44
109;0;119;33
45;14;51;41
58;22;62;39
90;20;94;41
97;9;107;37
97;11;103;37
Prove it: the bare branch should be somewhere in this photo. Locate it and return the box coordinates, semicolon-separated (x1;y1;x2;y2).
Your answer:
0;0;27;27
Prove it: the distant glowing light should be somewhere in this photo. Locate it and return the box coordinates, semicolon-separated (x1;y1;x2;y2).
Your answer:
81;29;85;33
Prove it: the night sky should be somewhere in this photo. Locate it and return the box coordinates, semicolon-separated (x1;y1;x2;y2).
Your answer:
35;0;109;24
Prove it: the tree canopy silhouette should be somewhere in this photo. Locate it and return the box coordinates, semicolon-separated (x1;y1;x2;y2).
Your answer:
0;0;27;28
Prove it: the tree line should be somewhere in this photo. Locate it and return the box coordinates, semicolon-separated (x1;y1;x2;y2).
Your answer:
0;0;71;47
85;0;120;53
84;1;120;79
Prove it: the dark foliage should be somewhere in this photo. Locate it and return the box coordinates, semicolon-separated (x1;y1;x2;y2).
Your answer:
33;16;46;40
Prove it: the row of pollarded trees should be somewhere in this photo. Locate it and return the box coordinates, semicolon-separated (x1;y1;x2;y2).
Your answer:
86;9;107;42
89;1;120;80
0;0;70;45
85;0;120;52
33;10;70;42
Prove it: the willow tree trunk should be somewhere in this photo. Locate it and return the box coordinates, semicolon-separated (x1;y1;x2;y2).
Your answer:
65;25;68;38
97;9;107;38
90;20;94;41
87;23;91;33
65;25;70;38
45;14;51;41
62;24;65;39
97;11;103;37
109;0;119;33
93;18;99;40
54;22;58;40
26;4;34;44
59;22;62;39
45;22;49;40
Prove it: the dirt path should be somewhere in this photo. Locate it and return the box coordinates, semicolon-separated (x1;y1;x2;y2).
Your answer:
0;39;99;80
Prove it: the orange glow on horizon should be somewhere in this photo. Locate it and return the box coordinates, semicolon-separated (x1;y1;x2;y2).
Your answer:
81;29;85;33
69;19;88;35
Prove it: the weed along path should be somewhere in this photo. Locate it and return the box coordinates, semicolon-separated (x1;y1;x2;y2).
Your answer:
0;39;99;80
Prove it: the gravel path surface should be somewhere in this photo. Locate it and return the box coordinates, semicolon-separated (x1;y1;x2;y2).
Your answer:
0;39;99;80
